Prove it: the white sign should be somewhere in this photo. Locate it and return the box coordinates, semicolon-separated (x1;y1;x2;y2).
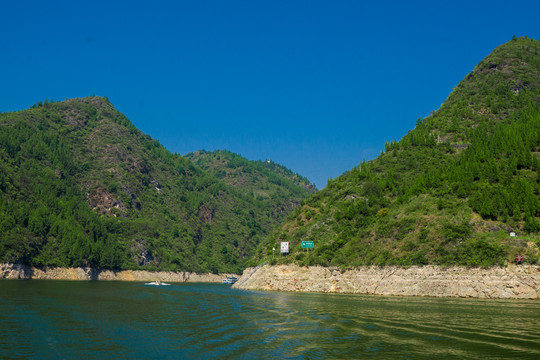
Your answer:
280;242;289;253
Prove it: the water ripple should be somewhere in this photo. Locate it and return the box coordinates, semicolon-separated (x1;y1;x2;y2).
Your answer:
1;280;540;359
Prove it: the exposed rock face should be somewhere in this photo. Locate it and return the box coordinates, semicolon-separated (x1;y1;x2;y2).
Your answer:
0;264;237;283
233;264;540;299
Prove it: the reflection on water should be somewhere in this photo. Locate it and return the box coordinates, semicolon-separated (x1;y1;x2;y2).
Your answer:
1;280;539;359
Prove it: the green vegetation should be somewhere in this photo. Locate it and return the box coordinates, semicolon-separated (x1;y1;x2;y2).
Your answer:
185;150;315;222
2;38;539;274
0;97;315;273
253;38;540;268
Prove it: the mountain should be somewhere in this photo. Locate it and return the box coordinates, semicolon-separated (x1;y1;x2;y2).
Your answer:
0;97;315;273
252;37;540;268
185;150;316;220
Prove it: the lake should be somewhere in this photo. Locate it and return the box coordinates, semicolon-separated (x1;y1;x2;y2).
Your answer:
1;280;539;359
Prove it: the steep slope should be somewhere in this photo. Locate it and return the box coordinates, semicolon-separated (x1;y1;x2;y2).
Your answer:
0;97;314;273
185;150;316;222
253;37;540;268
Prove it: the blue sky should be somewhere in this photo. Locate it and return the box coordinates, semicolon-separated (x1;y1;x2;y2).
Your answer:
1;1;539;188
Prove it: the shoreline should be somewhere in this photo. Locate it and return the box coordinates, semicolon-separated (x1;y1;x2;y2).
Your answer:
233;264;540;299
5;262;539;299
0;263;238;283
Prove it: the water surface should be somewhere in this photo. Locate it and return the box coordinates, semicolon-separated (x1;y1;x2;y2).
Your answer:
1;280;539;359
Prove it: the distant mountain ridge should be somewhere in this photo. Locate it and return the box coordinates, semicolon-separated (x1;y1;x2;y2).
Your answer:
185;150;316;221
252;37;540;268
0;97;316;273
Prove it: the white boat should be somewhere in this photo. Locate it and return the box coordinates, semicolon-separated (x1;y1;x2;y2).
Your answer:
222;276;238;285
144;281;170;286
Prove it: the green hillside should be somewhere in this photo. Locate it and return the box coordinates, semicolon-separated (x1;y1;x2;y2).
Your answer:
0;97;315;273
185;150;316;221
253;37;540;268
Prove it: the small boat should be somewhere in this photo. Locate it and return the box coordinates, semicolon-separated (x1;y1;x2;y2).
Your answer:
144;281;171;286
222;276;238;285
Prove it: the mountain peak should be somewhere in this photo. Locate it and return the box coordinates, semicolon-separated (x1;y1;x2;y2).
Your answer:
0;98;315;273
254;38;540;268
413;38;540;146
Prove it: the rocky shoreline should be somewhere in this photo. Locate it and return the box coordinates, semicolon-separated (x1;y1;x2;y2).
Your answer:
0;263;237;283
5;262;539;299
233;264;540;299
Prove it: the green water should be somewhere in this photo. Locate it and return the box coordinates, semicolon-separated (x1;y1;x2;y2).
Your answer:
0;280;539;359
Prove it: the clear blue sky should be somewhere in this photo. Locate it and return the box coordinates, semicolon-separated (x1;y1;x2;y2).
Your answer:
1;1;539;189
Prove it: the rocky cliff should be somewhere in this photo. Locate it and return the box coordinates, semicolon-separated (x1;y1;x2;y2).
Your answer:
0;263;237;283
233;264;540;299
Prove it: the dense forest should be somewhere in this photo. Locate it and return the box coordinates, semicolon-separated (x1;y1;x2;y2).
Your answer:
0;97;315;273
253;37;540;268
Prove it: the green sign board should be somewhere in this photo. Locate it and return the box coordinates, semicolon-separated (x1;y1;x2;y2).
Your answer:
302;241;314;249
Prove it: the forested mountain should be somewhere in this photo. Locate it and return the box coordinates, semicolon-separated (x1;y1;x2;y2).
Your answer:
253;37;540;268
0;97;315;273
185;150;316;221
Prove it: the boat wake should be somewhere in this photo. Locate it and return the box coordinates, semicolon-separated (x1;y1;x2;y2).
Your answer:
144;282;171;286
